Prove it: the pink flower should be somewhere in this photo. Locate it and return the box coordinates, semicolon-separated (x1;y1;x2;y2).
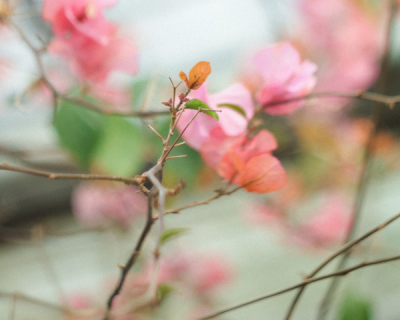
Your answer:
72;183;146;228
42;0;117;45
254;42;317;115
297;192;352;246
157;251;233;294
217;130;287;193
177;82;254;150
299;0;380;94
43;0;138;81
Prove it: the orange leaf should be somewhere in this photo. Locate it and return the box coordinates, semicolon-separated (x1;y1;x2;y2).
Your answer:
179;71;189;87
180;61;211;90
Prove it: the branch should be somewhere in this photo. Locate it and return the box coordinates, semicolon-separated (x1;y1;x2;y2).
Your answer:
316;2;399;318
262;91;400;110
165;185;241;214
198;254;400;320
104;192;156;319
284;211;400;319
0;163;145;185
0;292;72;314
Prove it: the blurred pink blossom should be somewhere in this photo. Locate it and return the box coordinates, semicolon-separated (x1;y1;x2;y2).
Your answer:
300;0;381;94
244;188;352;249
254;42;317;114
43;0;138;81
72;183;146;228
177;82;254;150
296;192;352;247
158;251;233;294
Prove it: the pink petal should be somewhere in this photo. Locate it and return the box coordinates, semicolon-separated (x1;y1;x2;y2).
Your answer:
254;42;301;85
236;154;287;193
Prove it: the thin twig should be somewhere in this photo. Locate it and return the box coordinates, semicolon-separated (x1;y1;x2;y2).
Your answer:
0;163;145;185
262;91;400;110
315;2;399;318
198;254;400;320
165;186;241;214
0;292;72;314
284;212;400;319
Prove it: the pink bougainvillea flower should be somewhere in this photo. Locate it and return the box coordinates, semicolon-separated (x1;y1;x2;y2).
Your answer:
43;0;117;45
157;250;233;294
299;0;380;96
297;192;352;247
177;82;254;150
43;0;138;82
254;42;317;115
72;182;146;228
217;130;287;193
199;127;244;170
49;35;138;81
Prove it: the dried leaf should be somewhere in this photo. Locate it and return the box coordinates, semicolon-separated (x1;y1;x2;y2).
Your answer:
189;61;211;89
180;61;211;90
179;71;189;87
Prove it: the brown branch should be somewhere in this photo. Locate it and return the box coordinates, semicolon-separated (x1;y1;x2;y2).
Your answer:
262;91;400;110
284;212;400;319
165;185;240;214
198;254;400;320
0;163;145;185
104;192;156;319
315;2;399;319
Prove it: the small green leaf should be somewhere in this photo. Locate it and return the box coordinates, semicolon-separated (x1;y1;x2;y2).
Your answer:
338;293;373;320
157;284;174;302
185;99;219;121
217;103;246;117
160;228;188;245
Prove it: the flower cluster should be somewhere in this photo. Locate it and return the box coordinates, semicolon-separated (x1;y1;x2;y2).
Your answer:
43;0;138;82
177;42;316;193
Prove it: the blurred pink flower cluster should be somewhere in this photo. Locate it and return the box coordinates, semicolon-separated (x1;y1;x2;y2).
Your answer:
72;183;146;228
43;0;138;82
247;189;352;249
300;0;381;94
67;250;232;319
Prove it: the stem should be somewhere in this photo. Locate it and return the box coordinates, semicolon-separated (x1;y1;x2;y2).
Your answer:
104;192;156;319
198;254;400;320
284;212;400;319
316;2;398;318
0;163;145;185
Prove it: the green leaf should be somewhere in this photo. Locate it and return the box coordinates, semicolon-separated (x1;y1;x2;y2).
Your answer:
160;228;188;245
185;99;219;120
91;117;143;176
157;284;174;302
337;293;373;320
54;100;106;169
217;103;246;117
